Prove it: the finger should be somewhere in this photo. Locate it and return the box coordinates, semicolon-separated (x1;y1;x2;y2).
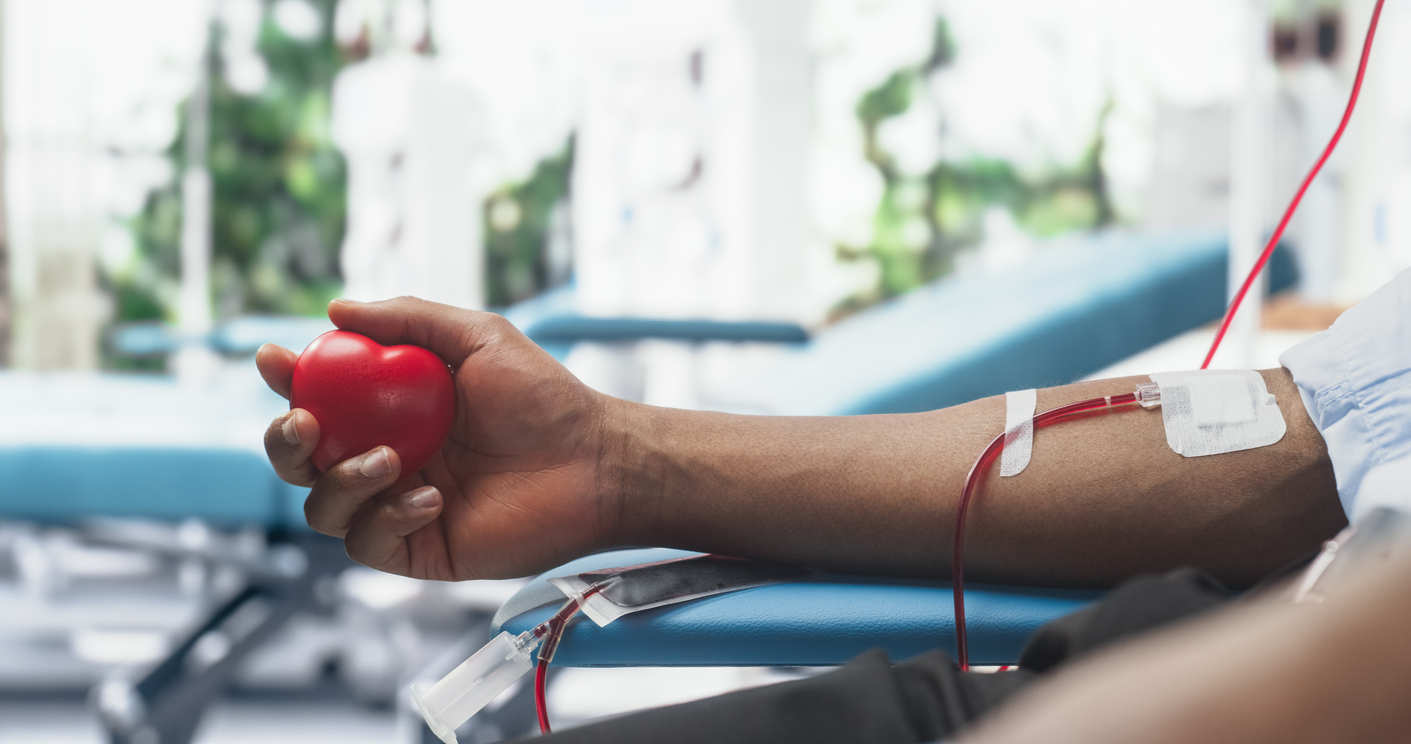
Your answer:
303;445;402;537
256;344;299;399
327;296;519;366
263;409;321;486
343;486;443;575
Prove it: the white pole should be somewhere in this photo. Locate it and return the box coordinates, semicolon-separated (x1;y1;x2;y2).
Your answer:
175;0;217;379
7;0;105;370
1225;0;1269;369
0;0;9;368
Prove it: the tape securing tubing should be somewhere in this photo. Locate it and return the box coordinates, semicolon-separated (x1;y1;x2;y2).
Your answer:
1000;388;1038;477
1147;370;1285;457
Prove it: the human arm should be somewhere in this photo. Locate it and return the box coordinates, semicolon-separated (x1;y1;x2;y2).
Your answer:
607;366;1342;586
260;297;1345;586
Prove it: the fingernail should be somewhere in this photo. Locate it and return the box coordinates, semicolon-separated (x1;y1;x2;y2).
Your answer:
360;448;391;478
407;487;438;509
281;413;300;446
332;298;363;306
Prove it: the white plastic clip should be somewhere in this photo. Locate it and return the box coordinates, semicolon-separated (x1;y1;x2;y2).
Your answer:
411;631;540;744
1134;381;1162;409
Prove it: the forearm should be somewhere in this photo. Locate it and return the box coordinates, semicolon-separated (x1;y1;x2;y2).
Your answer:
602;369;1344;587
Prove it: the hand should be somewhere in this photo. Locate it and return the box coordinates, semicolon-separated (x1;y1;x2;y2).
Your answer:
258;297;621;581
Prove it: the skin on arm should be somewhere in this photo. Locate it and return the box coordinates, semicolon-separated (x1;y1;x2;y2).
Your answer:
261;297;1345;587
609;367;1344;587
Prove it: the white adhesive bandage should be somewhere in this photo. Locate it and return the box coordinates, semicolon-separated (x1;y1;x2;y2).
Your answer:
1147;370;1285;457
1000;388;1037;476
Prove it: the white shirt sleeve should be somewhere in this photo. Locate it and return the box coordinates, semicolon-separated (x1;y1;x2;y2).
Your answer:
1279;268;1411;517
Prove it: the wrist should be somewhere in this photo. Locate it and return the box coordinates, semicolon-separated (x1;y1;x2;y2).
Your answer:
593;396;666;549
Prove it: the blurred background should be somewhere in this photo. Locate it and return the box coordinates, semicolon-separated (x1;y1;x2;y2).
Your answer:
2;0;1408;741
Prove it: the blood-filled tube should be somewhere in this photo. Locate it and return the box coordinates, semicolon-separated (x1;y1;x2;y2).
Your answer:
952;392;1140;671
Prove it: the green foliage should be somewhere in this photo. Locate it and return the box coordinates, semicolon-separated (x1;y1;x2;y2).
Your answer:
113;0;571;328
484;139;575;307
114;0;348;328
924;17;957;72
857;70;916;130
843;15;1115;304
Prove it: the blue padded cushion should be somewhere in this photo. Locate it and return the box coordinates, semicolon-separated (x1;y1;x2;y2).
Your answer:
0;446;303;528
493;549;1099;667
501;285;810;345
716;229;1296;416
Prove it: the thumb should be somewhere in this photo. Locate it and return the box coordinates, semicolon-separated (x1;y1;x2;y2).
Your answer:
328;296;514;365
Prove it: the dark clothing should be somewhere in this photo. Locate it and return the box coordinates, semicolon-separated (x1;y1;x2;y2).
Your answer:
1018;567;1230;673
530;569;1232;744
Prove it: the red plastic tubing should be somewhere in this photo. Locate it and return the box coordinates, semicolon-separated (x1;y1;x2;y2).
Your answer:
952;392;1139;671
1201;0;1386;369
534;587;602;734
534;656;554;734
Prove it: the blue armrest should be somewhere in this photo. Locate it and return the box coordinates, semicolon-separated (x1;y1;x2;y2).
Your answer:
500;286;810;349
208;316;335;355
492;549;1098;667
107;316;335;358
107;322;181;357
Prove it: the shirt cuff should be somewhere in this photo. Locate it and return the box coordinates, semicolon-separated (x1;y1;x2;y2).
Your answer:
1278;268;1411;517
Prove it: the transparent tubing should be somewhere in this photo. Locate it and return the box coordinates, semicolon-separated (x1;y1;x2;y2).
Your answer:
411;631;539;744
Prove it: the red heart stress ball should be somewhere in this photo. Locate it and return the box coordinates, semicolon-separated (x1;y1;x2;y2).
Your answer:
290;330;456;478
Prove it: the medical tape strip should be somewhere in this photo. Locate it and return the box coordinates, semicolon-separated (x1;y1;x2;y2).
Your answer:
1000;388;1038;476
1147;370;1285;457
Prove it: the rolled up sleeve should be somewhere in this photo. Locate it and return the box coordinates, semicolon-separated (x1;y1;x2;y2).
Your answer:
1280;269;1411;517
